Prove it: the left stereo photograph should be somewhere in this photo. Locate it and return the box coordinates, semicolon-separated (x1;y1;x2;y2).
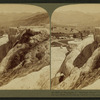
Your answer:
0;4;50;90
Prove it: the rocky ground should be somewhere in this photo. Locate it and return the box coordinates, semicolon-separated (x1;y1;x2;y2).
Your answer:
0;65;50;90
0;27;50;89
51;35;100;90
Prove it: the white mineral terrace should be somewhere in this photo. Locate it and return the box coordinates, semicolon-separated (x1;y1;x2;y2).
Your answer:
0;34;8;46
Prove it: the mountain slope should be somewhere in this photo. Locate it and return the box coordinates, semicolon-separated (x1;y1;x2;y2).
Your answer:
12;12;49;26
0;12;49;27
52;11;100;26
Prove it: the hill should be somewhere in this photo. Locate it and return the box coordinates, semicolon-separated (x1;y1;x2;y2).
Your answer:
52;11;100;26
0;12;49;27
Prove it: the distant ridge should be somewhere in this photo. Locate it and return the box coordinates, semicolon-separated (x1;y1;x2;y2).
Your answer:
52;11;100;26
0;12;49;27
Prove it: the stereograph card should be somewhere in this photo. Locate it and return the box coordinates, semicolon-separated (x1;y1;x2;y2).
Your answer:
0;1;99;98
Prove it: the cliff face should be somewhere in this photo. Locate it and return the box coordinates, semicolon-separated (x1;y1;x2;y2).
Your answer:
51;36;100;90
0;27;50;89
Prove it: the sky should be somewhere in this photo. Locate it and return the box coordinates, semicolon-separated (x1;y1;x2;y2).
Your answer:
0;4;46;13
54;4;100;13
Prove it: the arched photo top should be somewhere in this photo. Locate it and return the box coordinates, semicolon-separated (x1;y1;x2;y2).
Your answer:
52;4;100;13
0;4;47;13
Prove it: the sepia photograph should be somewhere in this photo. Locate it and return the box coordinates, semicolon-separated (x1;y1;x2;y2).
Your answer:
51;4;100;90
0;4;50;90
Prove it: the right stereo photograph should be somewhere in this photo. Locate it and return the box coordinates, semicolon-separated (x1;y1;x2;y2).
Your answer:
51;4;100;90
